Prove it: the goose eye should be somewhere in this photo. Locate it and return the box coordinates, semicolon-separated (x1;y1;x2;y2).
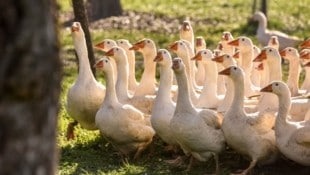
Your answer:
116;48;119;51
107;41;110;44
233;67;237;70
241;38;245;41
269;49;272;52
180;42;183;45
120;41;123;44
204;51;207;54
164;51;167;54
105;60;108;63
275;83;279;86
147;40;150;43
288;49;291;52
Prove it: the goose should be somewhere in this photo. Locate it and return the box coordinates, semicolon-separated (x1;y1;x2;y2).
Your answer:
180;20;194;50
219;66;278;174
94;57;155;160
151;49;178;149
252;11;301;50
116;39;139;92
220;31;235;57
192;49;222;109
105;46;154;115
195;36;206;86
170;57;225;174
169;40;200;105
260;81;310;166
254;47;310;121
279;47;302;96
129;38;157;96
251;45;262;87
267;35;280;50
228;36;260;98
66;22;105;140
300;38;310;49
212;54;237;113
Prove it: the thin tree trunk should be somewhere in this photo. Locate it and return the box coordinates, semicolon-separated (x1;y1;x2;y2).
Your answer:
0;0;61;174
261;0;267;17
72;0;96;77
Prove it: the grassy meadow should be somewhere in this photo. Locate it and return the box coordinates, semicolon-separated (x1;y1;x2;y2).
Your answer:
57;0;310;174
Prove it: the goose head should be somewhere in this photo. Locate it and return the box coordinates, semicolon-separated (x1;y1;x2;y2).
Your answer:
260;81;290;97
212;54;236;67
129;38;156;53
171;57;185;74
279;47;299;60
195;36;206;51
253;47;280;62
94;57;112;73
268;36;279;50
94;39;117;52
217;42;224;51
252;11;267;25
253;45;261;57
213;49;222;58
300;38;310;49
71;22;85;44
219;66;244;82
227;36;253;50
169;40;188;56
221;31;234;42
105;46;127;63
192;49;213;63
180;20;194;42
299;49;310;60
116;39;132;50
154;49;172;66
304;61;310;67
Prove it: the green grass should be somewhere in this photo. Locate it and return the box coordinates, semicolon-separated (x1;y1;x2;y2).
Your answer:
57;0;310;174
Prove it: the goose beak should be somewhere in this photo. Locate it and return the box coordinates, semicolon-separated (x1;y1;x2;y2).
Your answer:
196;38;203;47
260;84;273;92
300;39;310;49
227;39;239;46
129;40;145;50
169;42;178;51
71;25;79;33
232;51;240;59
94;42;104;49
279;50;286;57
300;51;309;59
154;52;163;62
304;61;310;67
212;55;224;63
172;60;180;70
105;49;114;56
94;60;104;69
253;50;267;62
255;63;264;71
218;67;231;75
182;22;191;31
191;52;202;61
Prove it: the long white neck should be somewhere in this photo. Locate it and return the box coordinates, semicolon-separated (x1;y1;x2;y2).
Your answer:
175;70;195;113
228;74;245;116
275;91;291;135
287;56;301;92
268;59;282;81
74;37;95;82
140;50;157;84
200;62;218;99
301;67;310;90
157;64;173;103
115;55;130;102
260;61;270;87
126;49;138;86
257;15;267;34
103;67;119;106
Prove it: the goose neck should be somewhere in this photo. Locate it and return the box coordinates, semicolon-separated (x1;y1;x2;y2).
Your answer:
103;68;119;106
115;57;130;101
175;70;195;113
158;65;173;99
75;38;95;81
275;93;291;129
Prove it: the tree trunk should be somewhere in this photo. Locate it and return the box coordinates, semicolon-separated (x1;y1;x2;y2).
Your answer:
0;0;61;174
88;0;123;21
261;0;267;17
72;0;96;77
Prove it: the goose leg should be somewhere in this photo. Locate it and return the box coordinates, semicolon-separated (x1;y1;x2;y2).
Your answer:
214;154;220;175
186;156;195;171
232;159;257;175
66;120;78;140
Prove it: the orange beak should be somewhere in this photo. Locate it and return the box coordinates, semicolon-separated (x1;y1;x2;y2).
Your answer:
253;50;267;62
279;49;286;57
129;40;145;50
191;52;202;61
212;55;224;63
172;60;180;70
222;33;230;41
271;37;277;45
256;63;264;71
218;67;231;75
217;43;223;51
196;38;203;47
71;25;79;33
94;42;104;49
233;51;240;59
105;48;114;56
300;51;310;59
154;52;163;62
94;60;104;68
169;42;178;51
260;84;273;92
300;39;310;49
304;61;310;67
227;39;239;46
182;22;191;31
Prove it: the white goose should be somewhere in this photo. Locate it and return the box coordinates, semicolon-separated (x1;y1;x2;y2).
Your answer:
267;35;280;50
116;39;139;92
300;50;310;92
219;66;278;175
105;46;154;115
66;22;105;140
170;57;225;174
151;49;178;149
169;40;199;105
195;36;206;86
280;47;302;96
228;36;260;98
260;81;310;166
220;31;235;57
95;57;155;160
180;20;194;50
129;38;157;96
252;11;301;50
251;45;262;87
192;49;222;109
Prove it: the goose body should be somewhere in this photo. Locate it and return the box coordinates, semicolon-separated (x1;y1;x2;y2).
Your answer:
66;22;105;139
261;81;310;166
220;66;278;174
95;57;154;159
170;58;225;173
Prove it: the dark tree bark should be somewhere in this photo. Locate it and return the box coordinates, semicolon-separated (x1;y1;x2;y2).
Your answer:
261;0;267;17
0;0;61;174
72;0;96;77
88;0;123;21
